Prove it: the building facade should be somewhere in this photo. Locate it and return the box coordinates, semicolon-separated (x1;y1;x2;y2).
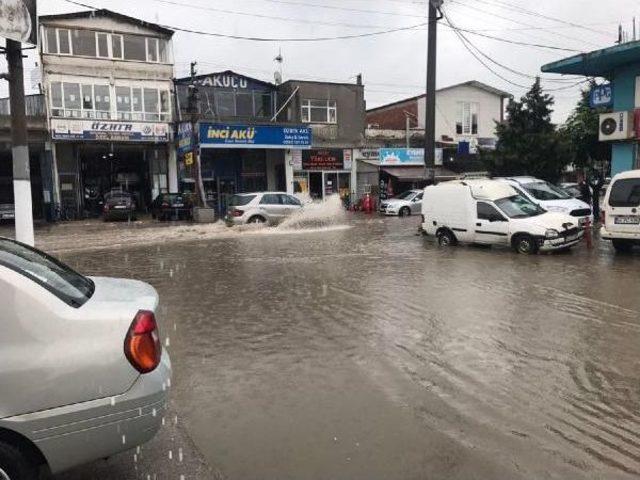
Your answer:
39;10;176;217
542;41;640;176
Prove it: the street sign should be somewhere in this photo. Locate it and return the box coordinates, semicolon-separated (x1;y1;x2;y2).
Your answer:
0;0;37;45
590;83;613;108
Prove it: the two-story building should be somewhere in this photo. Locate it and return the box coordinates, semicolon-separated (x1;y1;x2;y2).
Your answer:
39;9;176;216
175;71;365;212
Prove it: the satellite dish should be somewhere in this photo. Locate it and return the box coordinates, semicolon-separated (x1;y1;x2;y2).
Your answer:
274;71;282;85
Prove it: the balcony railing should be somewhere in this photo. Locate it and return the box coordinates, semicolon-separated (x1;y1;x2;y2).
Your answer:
0;94;46;117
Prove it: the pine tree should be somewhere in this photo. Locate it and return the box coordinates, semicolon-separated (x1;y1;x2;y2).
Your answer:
484;78;570;182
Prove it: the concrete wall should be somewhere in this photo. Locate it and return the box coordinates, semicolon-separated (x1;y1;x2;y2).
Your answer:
279;81;365;148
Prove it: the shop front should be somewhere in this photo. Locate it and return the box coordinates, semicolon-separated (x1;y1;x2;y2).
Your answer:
51;118;173;217
196;122;311;214
293;148;353;203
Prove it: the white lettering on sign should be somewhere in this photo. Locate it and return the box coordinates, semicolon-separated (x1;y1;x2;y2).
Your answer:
199;75;249;89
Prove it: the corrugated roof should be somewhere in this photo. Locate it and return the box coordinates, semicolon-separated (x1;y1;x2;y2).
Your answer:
542;40;640;76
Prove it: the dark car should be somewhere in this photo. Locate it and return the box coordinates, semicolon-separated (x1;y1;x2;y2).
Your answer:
102;191;137;221
151;193;193;221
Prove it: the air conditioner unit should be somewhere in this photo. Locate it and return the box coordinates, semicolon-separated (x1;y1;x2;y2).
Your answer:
599;111;635;141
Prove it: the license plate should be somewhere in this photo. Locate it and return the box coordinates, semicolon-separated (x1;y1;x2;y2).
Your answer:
173;204;184;208
2;214;14;219
615;216;640;224
114;205;127;209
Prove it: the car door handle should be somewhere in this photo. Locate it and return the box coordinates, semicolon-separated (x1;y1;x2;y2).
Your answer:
476;222;481;226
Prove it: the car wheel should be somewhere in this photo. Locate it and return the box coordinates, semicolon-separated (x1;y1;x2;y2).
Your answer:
399;207;411;217
514;234;538;255
436;229;457;247
247;215;266;224
612;239;633;253
0;442;38;480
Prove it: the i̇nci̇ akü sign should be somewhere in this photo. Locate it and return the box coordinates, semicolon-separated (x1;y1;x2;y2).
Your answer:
200;123;312;149
0;0;36;45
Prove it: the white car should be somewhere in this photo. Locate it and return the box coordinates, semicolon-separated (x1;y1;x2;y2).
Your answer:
496;177;593;226
0;237;171;478
421;179;584;254
379;190;423;217
600;169;640;252
225;192;303;226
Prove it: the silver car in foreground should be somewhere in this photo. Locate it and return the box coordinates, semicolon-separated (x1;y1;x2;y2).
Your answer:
225;192;303;226
0;237;171;479
379;189;423;216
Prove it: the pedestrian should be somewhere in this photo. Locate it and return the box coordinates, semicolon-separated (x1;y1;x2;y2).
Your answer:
588;170;605;223
579;179;592;206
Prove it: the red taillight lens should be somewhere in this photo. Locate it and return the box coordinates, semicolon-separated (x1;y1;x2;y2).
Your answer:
232;209;244;217
124;310;161;374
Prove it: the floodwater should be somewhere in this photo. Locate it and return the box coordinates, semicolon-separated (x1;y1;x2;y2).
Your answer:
59;213;640;480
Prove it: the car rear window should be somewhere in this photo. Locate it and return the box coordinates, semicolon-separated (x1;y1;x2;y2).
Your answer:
0;238;95;308
229;195;256;206
609;178;640;207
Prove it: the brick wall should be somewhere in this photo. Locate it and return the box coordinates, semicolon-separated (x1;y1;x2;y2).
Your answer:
366;99;419;130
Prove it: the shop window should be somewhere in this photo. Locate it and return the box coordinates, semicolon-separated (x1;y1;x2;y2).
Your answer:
255;93;272;118
132;88;143;120
63;83;81;117
71;29;96;57
301;99;337;124
236;92;253;117
215;91;235;117
123;35;147;61
116;86;132;120
111;34;123;59
50;82;63;116
143;88;160;121
456;101;479;135
94;85;111;119
97;32;109;58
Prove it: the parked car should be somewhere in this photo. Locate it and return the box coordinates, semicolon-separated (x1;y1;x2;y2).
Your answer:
102;191;137;221
559;182;588;202
421;179;584;254
600;169;640;252
225;192;303;226
497;177;593;226
379;189;423;217
0;203;15;222
151;193;193;221
0;237;171;478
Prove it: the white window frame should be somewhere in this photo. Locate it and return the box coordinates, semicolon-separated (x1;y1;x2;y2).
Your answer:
95;31;110;58
56;28;72;56
146;37;160;63
301;99;337;124
456;101;479;136
111;34;124;59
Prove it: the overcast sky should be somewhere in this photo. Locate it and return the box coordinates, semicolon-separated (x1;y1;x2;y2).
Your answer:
6;0;640;123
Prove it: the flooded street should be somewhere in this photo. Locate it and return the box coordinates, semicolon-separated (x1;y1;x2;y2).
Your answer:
58;215;640;480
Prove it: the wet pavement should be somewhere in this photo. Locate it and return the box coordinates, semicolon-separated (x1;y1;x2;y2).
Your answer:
49;214;640;479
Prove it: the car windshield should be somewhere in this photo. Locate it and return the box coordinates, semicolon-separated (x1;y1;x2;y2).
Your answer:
394;191;416;200
495;194;545;218
522;181;571;200
609;178;640;207
0;238;94;307
229;194;256;206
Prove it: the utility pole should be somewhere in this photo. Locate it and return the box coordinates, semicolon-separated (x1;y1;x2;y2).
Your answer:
424;0;443;184
6;40;34;245
188;61;206;207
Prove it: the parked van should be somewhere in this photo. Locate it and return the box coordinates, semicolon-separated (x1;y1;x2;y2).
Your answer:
496;177;593;227
600;170;640;252
421;179;584;254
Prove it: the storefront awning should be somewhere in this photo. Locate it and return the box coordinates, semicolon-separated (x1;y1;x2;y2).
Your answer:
381;166;459;182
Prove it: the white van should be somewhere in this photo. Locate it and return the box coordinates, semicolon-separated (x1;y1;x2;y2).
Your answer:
600;169;640;252
421;179;584;254
496;177;593;227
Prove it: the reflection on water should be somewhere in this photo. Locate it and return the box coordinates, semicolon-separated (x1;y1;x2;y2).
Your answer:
62;217;640;480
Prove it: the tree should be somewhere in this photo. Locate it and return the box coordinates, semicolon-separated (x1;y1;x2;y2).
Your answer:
559;83;611;172
484;78;570;182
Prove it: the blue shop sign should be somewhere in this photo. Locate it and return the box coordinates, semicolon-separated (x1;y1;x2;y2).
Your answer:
200;123;312;149
380;148;425;166
590;83;613;108
177;122;193;155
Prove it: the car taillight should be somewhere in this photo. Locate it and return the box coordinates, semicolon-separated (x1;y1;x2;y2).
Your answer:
124;310;161;374
232;209;244;217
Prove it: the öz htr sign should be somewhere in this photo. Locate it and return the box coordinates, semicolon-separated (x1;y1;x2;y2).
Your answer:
199;123;311;149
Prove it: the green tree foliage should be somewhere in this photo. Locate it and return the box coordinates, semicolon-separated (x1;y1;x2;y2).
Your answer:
484;78;570;182
559;83;611;170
